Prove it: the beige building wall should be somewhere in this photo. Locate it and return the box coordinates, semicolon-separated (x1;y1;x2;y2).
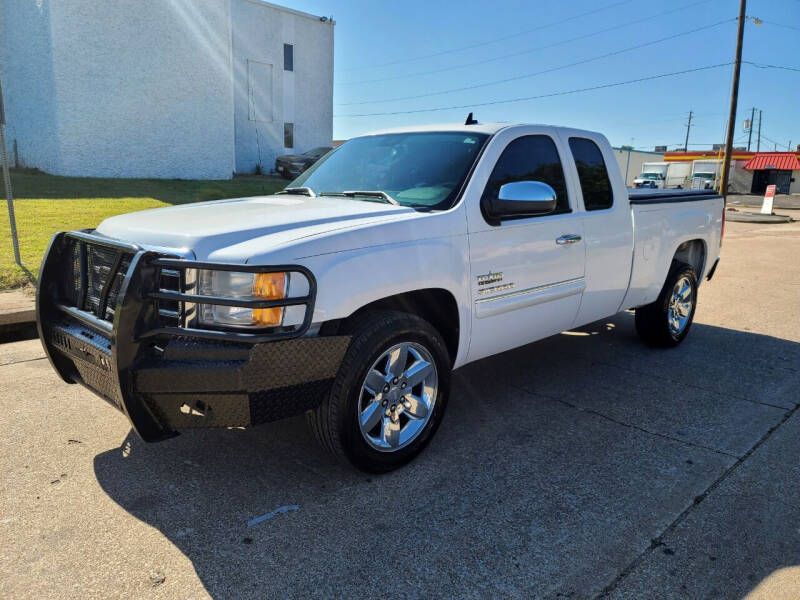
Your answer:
612;148;665;186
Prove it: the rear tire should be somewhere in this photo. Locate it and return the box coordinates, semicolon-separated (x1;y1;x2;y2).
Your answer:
635;261;698;348
307;310;451;473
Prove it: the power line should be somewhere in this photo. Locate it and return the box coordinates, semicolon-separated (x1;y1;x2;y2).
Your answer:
758;19;800;32
339;19;735;106
335;63;733;118
609;112;726;127
760;133;793;150
340;0;633;72
337;0;717;85
743;60;800;73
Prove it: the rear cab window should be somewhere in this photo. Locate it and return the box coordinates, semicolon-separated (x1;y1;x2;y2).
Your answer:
568;137;613;211
482;135;570;217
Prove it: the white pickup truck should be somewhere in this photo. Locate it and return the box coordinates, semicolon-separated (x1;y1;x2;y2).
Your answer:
37;121;724;472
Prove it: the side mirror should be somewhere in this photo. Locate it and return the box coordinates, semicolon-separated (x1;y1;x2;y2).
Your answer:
484;181;557;222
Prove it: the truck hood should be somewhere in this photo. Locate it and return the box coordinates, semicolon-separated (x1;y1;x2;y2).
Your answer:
95;195;417;260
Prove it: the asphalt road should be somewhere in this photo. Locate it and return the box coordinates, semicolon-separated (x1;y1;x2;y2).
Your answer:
2;215;800;599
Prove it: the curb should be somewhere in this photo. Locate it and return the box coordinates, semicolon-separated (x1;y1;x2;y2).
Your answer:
726;211;794;224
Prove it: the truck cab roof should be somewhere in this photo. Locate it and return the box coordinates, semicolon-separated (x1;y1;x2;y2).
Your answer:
358;122;603;140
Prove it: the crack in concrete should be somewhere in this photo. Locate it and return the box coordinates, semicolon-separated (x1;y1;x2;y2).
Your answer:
593;400;800;598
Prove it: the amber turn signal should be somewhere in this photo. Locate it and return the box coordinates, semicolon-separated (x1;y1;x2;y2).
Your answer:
252;272;288;326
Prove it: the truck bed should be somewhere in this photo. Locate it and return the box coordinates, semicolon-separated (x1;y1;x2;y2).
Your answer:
622;188;724;312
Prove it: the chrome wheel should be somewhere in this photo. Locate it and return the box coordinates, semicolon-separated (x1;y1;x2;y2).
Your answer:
667;275;693;336
358;342;438;452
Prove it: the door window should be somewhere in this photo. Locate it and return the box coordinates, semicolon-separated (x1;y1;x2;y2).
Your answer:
482;135;570;217
568;137;613;210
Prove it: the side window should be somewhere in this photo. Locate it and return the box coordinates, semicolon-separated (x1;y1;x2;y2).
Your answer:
482;135;570;217
284;122;294;148
283;44;294;71
568;137;613;211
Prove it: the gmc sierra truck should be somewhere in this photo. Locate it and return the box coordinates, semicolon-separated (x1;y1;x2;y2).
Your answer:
36;121;724;472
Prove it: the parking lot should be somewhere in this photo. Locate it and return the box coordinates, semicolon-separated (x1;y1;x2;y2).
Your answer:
2;213;799;599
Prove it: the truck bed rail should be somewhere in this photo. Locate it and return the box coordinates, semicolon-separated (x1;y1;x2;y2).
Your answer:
628;189;722;205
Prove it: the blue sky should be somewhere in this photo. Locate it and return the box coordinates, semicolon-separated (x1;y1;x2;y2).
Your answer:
286;0;799;151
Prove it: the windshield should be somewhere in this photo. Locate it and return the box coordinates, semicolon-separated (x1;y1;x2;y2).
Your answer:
290;132;489;210
639;173;660;180
694;172;714;179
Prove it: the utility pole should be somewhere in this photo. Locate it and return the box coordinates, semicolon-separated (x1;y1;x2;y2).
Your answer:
719;0;746;198
624;149;631;184
757;110;762;152
684;110;693;151
747;106;755;151
0;80;21;266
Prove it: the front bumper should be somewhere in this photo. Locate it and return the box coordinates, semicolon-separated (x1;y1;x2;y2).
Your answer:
36;231;350;442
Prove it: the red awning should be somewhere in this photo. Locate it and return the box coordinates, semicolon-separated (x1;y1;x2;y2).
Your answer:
743;153;800;170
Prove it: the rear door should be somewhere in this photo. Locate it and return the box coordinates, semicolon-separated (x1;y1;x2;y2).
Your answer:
465;128;586;362
560;133;634;327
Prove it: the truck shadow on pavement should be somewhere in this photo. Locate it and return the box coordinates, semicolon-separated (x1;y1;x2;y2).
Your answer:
93;313;800;599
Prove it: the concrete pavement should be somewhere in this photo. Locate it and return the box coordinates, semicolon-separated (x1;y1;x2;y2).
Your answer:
1;216;799;599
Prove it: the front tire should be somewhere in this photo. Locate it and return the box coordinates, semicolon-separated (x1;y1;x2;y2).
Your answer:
307;311;451;473
635;261;698;347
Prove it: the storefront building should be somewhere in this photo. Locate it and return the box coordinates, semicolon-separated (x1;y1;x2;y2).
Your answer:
664;150;800;195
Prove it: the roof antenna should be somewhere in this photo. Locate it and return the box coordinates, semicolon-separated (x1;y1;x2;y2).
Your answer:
464;112;478;126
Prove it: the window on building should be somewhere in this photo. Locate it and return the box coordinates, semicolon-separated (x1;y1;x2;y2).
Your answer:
569;137;613;210
482;135;570;216
284;44;293;71
284;122;294;148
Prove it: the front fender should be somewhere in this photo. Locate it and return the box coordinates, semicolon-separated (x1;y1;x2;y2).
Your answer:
299;236;472;368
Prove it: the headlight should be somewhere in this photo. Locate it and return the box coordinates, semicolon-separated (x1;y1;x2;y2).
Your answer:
197;270;290;328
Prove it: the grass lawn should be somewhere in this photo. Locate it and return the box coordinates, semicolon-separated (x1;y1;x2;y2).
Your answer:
0;169;287;290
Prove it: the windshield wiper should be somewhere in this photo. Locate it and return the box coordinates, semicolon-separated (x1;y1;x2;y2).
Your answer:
277;186;316;197
320;190;398;205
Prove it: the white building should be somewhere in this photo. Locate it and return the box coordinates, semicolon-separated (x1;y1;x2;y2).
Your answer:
0;0;334;179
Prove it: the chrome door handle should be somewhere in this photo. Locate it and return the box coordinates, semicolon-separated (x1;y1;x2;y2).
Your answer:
556;234;582;245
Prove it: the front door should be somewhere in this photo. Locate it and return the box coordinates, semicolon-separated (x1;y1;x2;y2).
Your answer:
466;132;586;363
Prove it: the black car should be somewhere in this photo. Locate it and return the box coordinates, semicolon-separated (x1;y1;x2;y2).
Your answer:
274;146;333;179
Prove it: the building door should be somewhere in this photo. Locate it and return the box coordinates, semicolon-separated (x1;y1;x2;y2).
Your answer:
751;170;770;194
776;171;791;194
